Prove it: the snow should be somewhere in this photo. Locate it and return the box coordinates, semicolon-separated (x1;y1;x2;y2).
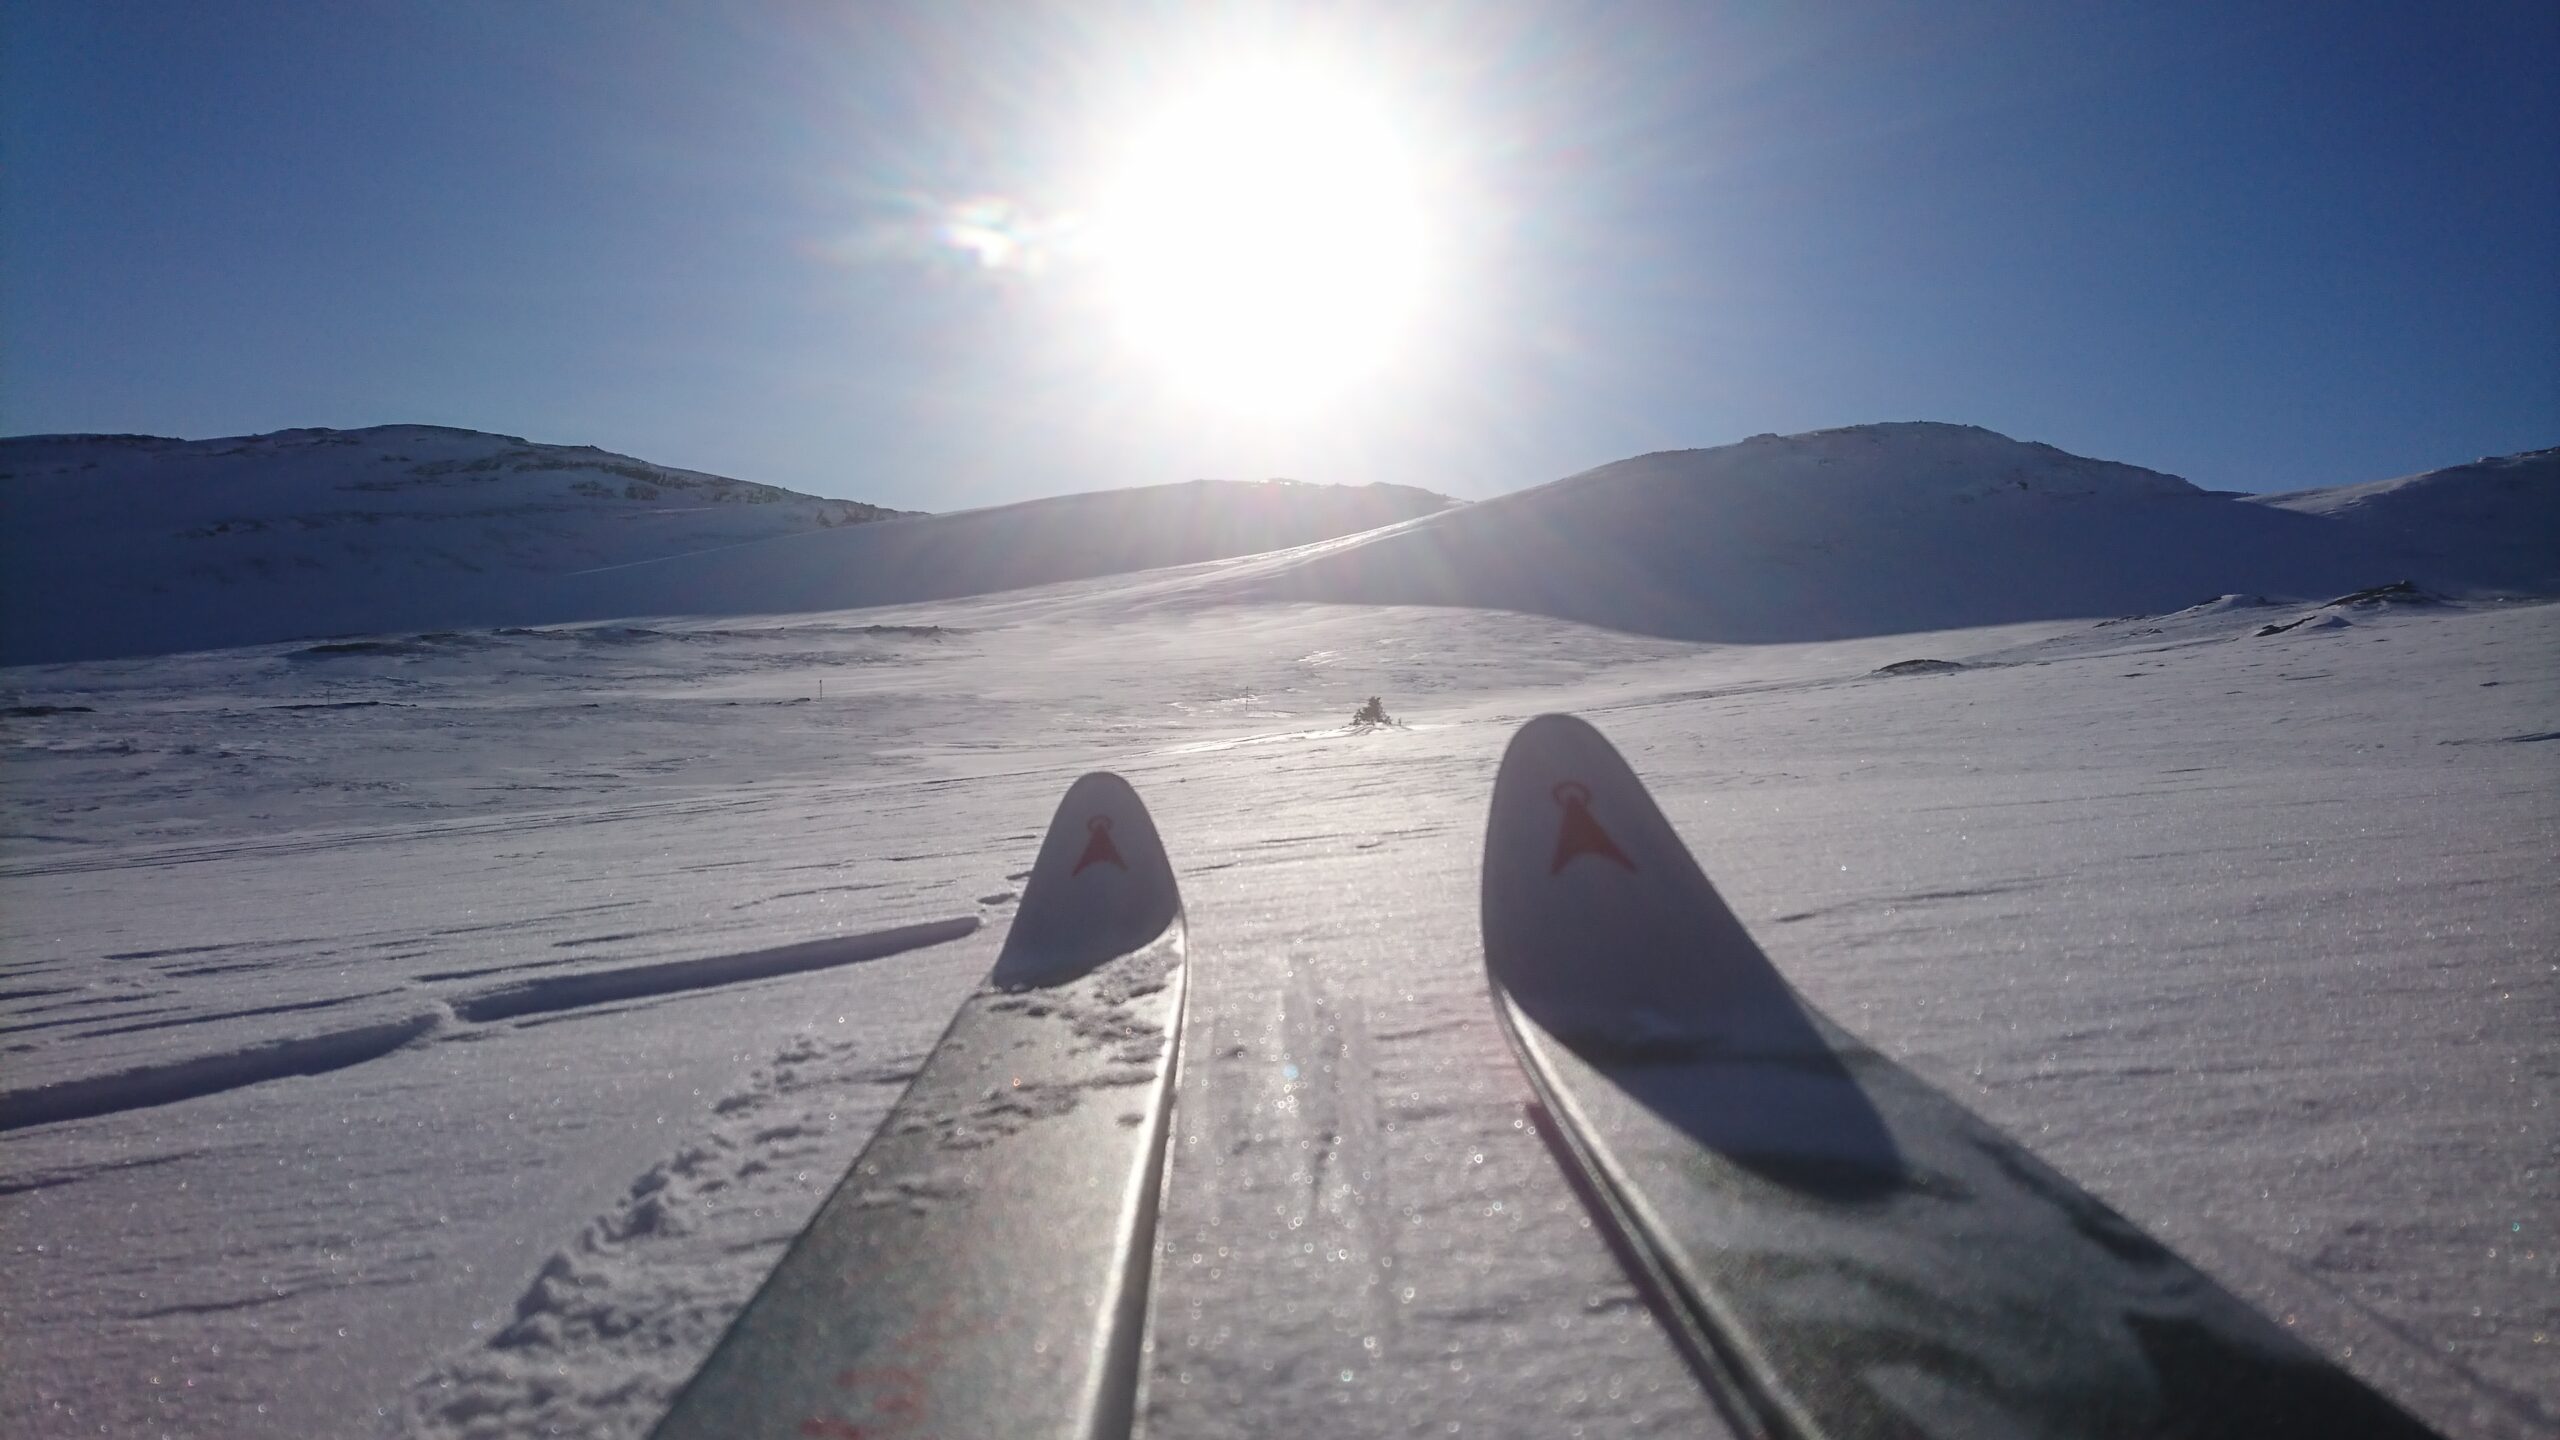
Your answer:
0;423;2552;1438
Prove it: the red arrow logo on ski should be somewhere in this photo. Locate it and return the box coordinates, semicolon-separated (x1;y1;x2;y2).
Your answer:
1550;781;1636;874
1071;815;1125;875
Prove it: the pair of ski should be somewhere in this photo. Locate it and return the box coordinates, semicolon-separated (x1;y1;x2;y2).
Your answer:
654;715;2436;1440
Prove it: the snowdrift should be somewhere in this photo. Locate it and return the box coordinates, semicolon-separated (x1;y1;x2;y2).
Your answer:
1183;424;2560;641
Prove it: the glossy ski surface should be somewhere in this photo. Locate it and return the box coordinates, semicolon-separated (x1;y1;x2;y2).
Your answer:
1483;713;2436;1440
654;771;1186;1440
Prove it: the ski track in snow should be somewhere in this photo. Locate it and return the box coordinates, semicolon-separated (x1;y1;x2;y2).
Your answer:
0;1006;450;1132
0;587;2553;1439
0;916;980;1134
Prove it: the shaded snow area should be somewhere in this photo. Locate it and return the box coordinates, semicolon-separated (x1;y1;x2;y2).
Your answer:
1;595;2549;1440
0;421;2553;1438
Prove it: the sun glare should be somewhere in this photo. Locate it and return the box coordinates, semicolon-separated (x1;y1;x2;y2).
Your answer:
1093;67;1431;412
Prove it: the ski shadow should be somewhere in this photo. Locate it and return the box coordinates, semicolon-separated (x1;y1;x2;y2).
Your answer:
1523;982;1909;1204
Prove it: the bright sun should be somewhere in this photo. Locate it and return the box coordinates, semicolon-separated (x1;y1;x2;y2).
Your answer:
1092;67;1431;412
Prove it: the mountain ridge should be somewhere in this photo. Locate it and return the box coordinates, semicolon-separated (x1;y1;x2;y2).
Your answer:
4;420;2550;665
0;424;1457;664
1175;422;2556;640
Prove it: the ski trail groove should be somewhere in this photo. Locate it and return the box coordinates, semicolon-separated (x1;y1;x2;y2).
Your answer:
0;1006;446;1132
449;917;979;1022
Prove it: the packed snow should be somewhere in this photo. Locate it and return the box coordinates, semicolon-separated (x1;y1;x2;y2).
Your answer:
0;424;2551;1439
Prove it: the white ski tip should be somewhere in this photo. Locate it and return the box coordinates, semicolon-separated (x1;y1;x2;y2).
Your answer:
994;771;1182;987
1485;713;1897;1175
1483;714;1799;1049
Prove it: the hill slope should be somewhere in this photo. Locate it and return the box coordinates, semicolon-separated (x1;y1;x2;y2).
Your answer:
6;420;2547;662
550;476;1457;625
2248;446;2560;594
1176;423;2557;640
0;427;1451;664
0;426;906;664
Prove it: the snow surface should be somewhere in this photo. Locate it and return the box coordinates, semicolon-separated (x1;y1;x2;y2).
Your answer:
1;423;2553;1439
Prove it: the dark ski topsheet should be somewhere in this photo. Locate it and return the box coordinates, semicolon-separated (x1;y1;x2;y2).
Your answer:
654;771;1187;1440
1482;713;2437;1440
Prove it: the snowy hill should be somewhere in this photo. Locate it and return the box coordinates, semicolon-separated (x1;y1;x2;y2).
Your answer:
549;475;1456;626
0;425;1455;665
0;426;909;665
1182;423;2560;640
2249;445;2560;594
9;421;2549;664
0;427;1454;665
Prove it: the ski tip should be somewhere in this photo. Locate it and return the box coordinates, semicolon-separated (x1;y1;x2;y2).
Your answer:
1483;713;1786;1040
993;771;1182;988
1485;712;1690;895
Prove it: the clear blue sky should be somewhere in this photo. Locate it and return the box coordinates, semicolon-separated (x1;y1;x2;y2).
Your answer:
5;1;2553;507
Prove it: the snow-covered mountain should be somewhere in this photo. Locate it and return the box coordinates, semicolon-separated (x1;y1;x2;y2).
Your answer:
551;473;1459;628
0;425;1455;664
2249;445;2560;593
6;420;2550;666
1183;423;2560;639
538;423;2556;642
0;426;905;665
